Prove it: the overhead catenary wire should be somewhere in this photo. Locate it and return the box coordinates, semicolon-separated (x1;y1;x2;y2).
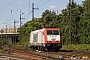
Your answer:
0;0;17;12
39;0;50;8
35;0;41;7
15;1;31;25
28;1;31;12
21;0;51;24
10;1;32;26
27;1;32;13
0;0;51;28
22;11;32;24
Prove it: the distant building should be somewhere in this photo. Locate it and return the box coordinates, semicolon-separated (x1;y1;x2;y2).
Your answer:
0;28;19;45
0;28;19;33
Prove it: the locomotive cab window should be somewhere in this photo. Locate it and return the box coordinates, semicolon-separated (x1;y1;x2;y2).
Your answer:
47;30;59;35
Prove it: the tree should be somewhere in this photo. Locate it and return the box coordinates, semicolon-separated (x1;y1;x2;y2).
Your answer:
41;10;57;28
78;0;90;44
17;0;90;46
18;18;41;46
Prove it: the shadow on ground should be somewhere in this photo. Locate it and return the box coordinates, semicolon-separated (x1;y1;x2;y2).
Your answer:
59;50;73;52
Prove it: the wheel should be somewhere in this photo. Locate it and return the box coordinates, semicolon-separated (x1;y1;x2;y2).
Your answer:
54;48;60;52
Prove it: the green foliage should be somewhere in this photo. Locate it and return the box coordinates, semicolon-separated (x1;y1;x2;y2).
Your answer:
62;44;90;51
78;0;90;44
17;0;90;46
41;10;57;28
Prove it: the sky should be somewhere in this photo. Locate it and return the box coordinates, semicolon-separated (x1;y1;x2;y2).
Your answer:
0;0;84;28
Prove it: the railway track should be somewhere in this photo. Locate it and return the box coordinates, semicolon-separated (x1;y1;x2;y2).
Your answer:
2;45;90;60
2;46;61;60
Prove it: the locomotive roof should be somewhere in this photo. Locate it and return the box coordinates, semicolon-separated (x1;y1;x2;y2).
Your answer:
30;28;44;34
30;28;59;34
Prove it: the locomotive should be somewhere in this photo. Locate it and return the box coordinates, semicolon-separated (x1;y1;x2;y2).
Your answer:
29;28;62;51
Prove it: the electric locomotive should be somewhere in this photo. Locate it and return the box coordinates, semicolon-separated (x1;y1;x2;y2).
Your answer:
29;28;62;51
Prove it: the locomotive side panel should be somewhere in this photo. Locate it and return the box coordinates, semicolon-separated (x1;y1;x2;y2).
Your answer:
30;33;33;46
30;29;45;46
37;30;45;46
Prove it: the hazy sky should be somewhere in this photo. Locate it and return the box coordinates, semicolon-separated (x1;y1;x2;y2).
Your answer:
0;0;83;28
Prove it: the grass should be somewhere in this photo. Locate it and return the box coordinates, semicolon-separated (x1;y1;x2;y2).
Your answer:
61;44;90;52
